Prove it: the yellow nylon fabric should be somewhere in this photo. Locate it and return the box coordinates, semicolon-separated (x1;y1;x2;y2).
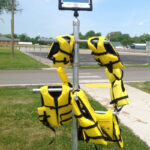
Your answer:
88;36;125;69
37;84;72;126
95;110;114;144
95;110;124;147
47;35;75;67
110;80;130;107
105;68;122;83
71;89;107;145
57;67;69;84
113;115;124;148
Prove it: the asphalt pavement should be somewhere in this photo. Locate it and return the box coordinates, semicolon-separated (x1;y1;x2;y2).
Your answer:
1;47;150;87
0;68;150;86
26;48;150;65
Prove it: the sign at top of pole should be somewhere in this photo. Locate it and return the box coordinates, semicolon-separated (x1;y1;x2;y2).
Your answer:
59;0;92;11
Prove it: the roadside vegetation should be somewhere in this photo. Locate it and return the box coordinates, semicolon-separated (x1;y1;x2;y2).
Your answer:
128;81;150;94
0;47;48;70
0;87;149;150
1;31;150;47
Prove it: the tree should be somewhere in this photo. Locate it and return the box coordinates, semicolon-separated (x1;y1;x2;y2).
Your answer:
121;34;131;45
0;0;20;58
108;32;122;42
0;0;19;14
78;30;102;49
139;34;150;43
85;30;101;39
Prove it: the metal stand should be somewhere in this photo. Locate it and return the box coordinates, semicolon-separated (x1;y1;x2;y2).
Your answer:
31;10;112;150
72;10;80;150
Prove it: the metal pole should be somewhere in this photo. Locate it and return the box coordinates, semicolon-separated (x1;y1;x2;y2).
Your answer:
40;45;41;62
11;0;14;58
38;39;109;44
72;12;80;150
31;88;73;92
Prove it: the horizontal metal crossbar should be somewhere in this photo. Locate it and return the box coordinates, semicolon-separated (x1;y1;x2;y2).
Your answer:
31;88;73;92
95;110;117;115
38;38;110;44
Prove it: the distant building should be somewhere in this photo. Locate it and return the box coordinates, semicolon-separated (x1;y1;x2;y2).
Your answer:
0;36;19;45
130;43;146;50
18;42;33;45
111;42;124;49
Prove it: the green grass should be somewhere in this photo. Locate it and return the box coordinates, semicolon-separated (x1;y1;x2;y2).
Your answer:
77;64;150;69
0;47;48;70
126;64;150;68
128;81;150;94
0;87;149;150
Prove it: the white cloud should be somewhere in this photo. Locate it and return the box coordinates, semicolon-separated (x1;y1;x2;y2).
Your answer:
138;21;144;26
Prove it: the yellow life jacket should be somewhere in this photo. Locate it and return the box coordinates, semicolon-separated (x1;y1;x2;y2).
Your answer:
105;68;130;108
105;67;122;83
88;36;125;70
47;35;75;67
95;110;124;148
110;79;130;108
37;67;72;127
71;89;108;145
37;84;72;127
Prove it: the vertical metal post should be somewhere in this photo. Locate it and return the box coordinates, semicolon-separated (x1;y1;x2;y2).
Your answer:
40;45;42;62
72;12;80;150
34;44;35;57
11;0;14;58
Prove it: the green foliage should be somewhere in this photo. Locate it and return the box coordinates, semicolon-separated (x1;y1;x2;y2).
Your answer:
79;30;101;49
1;31;150;47
0;0;20;14
107;32;150;46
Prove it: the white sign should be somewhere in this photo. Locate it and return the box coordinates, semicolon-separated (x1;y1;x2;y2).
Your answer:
60;0;92;10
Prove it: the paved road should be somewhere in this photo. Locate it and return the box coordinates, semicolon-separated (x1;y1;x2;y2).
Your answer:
0;68;150;86
28;51;150;65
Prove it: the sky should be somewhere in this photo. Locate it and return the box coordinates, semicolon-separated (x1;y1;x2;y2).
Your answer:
0;0;150;38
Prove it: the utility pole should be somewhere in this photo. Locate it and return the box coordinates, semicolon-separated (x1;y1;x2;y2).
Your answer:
11;0;14;58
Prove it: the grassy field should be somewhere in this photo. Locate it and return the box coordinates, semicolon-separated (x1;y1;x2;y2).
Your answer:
0;87;149;150
0;47;48;70
128;81;150;94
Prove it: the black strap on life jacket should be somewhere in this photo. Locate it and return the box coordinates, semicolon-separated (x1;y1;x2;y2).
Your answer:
44;103;71;110
90;38;124;72
42;86;72;125
39;111;56;144
113;115;123;148
47;36;73;65
52;57;70;65
110;96;129;105
39;111;56;133
109;69;126;112
91;51;107;56
75;96;93;121
74;94;106;144
59;49;72;57
96;58;121;73
60;110;72;125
